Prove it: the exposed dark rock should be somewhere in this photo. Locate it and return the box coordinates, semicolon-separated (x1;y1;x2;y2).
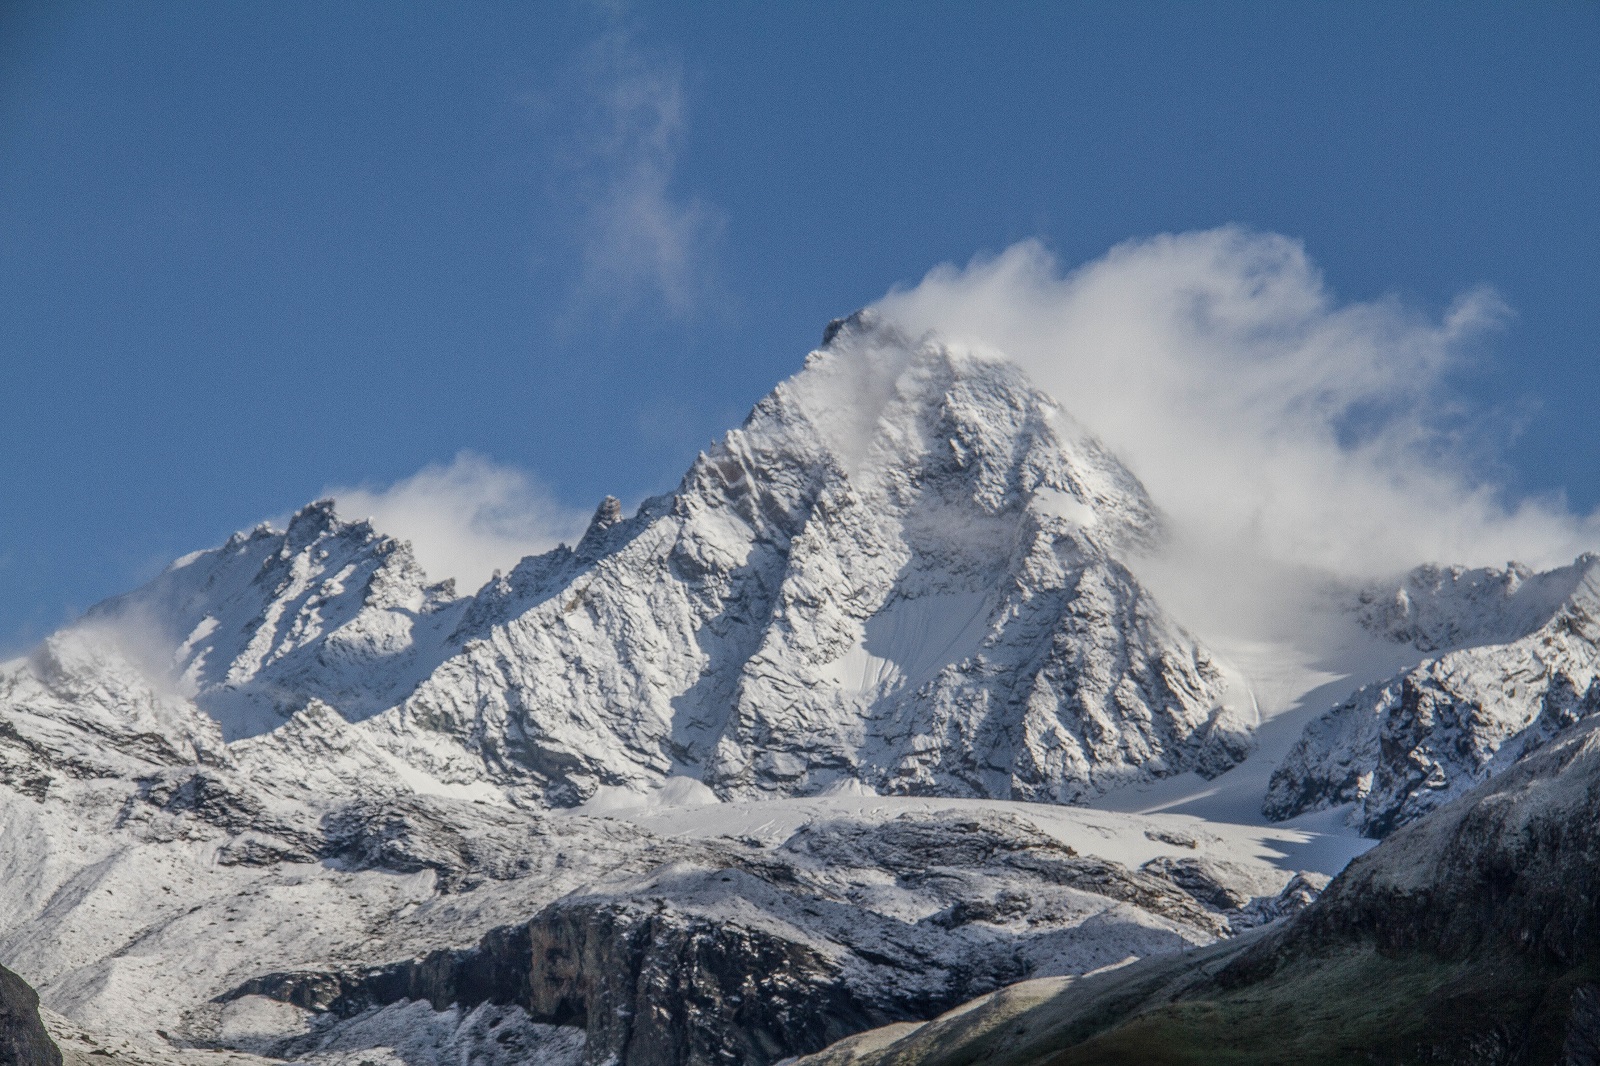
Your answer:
215;834;319;866
222;895;961;1066
782;810;1225;933
319;798;542;891
0;718;56;800
1564;985;1600;1066
778;809;1073;873
1142;827;1198;849
1007;852;1226;933
1140;856;1253;911
225;924;534;1019
925;891;1032;929
0;963;61;1066
522;898;915;1066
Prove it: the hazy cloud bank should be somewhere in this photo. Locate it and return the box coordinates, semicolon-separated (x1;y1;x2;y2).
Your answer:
330;453;587;594
873;229;1599;643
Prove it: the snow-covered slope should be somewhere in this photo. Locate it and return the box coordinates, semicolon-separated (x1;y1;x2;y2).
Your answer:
1266;555;1600;835
41;312;1249;812
0;681;1334;1066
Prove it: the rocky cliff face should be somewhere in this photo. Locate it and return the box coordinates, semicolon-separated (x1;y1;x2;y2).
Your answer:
209;808;1310;1066
1266;556;1600;836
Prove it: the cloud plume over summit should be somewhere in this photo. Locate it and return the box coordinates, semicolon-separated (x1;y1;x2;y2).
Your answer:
329;453;586;595
327;231;1594;649
873;229;1599;642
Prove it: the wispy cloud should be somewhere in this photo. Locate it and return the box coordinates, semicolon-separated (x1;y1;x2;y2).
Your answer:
872;229;1598;643
546;25;723;321
329;452;587;594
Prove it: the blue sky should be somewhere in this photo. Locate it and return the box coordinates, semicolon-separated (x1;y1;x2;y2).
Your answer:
1;2;1597;650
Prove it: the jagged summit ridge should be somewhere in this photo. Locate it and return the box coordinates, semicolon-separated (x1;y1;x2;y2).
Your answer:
1352;555;1596;653
80;500;464;741
14;315;1251;808
1267;554;1600;835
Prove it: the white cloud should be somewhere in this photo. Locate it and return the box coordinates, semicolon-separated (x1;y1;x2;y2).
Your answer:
557;27;722;320
872;229;1600;643
329;453;587;594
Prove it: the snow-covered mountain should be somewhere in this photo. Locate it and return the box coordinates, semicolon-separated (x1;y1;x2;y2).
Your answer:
83;499;467;743
0;625;1321;1066
1266;555;1600;835
7;311;1597;1066
0;314;1294;1066
49;312;1251;812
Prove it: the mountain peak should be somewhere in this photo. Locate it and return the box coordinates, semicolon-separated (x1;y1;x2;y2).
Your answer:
1271;552;1600;835
368;319;1236;806
1354;554;1600;654
822;305;893;344
591;495;623;529
29;316;1238;810
78;498;463;743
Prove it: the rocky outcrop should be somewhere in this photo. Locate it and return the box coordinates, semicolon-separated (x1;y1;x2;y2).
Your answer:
1137;857;1326;932
1351;559;1593;654
780;812;1227;934
1267;556;1600;836
225;903;930;1066
0;964;60;1066
527;899;918;1066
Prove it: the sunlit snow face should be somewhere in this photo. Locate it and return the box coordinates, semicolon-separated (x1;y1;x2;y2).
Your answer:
1033;487;1098;529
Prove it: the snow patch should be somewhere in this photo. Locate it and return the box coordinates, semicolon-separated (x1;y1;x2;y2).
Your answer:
1035;487;1098;528
576;775;722;814
820;591;991;700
